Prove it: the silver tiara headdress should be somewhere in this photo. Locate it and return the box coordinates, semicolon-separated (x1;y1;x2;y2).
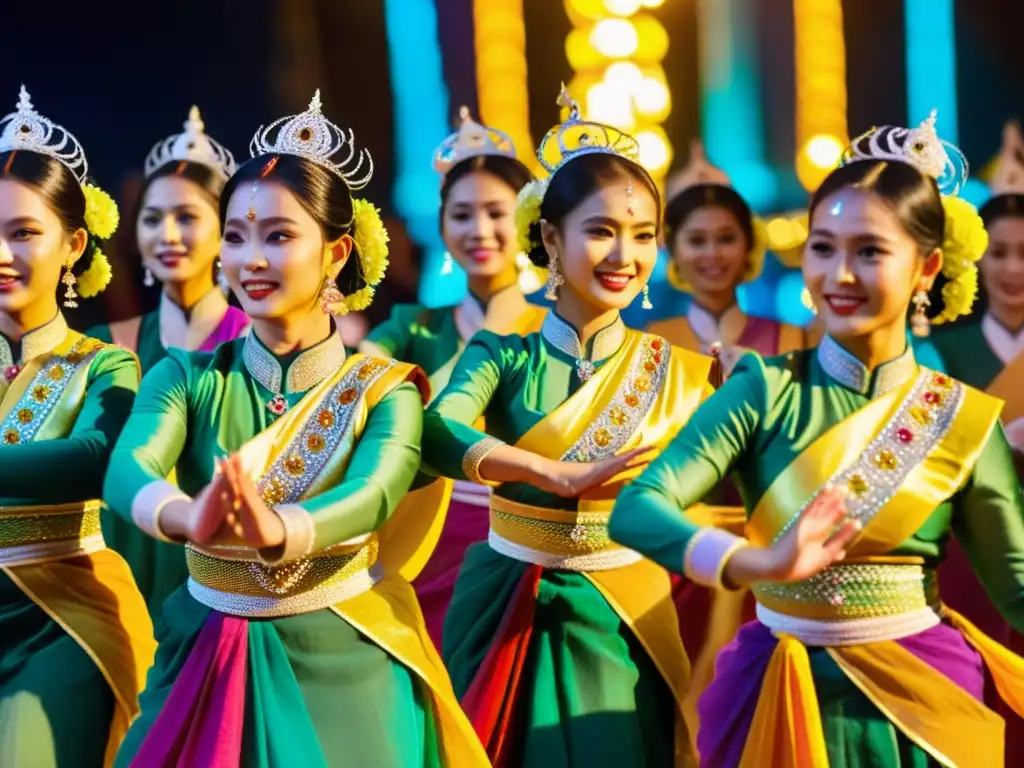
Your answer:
249;90;372;190
536;84;640;175
666;138;732;201
145;106;236;180
0;85;87;185
841;110;968;196
433;106;516;177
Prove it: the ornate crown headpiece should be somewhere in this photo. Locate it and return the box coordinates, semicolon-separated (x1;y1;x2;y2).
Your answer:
989;120;1024;196
249;90;372;190
433;106;516;177
666;139;731;201
536;84;640;175
0;85;87;185
842;110;968;196
144;106;236;180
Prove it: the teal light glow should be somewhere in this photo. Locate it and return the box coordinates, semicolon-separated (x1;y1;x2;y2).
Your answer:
905;0;958;144
697;0;776;211
384;0;462;307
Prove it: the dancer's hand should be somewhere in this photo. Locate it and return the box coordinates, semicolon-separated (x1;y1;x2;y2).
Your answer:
722;486;857;587
220;454;286;549
532;447;657;499
159;470;234;544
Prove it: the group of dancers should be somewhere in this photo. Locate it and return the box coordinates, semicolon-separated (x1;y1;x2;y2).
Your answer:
2;74;1024;768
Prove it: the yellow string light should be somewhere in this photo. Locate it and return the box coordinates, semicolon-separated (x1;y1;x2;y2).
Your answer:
563;0;673;185
794;0;848;191
474;0;539;174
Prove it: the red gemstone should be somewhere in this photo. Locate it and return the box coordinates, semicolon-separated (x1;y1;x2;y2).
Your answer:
652;353;662;364
923;391;938;404
896;427;914;443
651;339;663;351
3;365;19;382
934;375;947;385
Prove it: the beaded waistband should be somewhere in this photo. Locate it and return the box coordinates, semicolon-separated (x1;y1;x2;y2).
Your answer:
0;502;106;566
185;534;379;617
488;495;642;571
752;561;941;644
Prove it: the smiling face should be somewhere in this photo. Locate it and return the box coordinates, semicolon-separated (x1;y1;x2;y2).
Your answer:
442;170;520;280
541;176;659;313
0;178;86;322
804;187;938;342
137;175;221;286
981;215;1024;319
221;180;347;321
672;205;749;296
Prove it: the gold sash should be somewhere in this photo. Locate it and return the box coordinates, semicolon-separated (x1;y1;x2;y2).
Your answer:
985;348;1024;425
513;329;712;766
739;368;1018;767
230;353;485;766
0;330;154;768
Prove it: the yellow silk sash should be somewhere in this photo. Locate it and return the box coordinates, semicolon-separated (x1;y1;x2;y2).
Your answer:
236;353;484;766
1;331;154;768
739;369;1017;767
985;349;1024;425
513;330;713;766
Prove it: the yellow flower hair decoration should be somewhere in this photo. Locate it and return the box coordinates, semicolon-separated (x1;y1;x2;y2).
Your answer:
322;198;390;316
666;214;769;293
515;178;548;254
82;183;119;240
931;196;988;325
76;248;112;298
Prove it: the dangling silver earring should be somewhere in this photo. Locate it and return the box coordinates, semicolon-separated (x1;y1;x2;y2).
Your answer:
544;253;564;301
215;258;229;293
143;267;155;287
641;284;653;310
61;261;78;308
440;252;454;275
910;289;931;337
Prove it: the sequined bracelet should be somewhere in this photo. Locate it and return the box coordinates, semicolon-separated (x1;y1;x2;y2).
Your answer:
462;436;505;486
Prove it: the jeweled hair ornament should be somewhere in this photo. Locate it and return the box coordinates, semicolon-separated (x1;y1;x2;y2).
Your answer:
665;139;731;201
249;89;372;190
841;110;968;196
989;120;1024;196
433;106;516;177
0;85;88;185
144;106;236;180
536;84;640;175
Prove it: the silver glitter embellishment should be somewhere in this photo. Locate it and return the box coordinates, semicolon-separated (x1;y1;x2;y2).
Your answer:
818;334;917;398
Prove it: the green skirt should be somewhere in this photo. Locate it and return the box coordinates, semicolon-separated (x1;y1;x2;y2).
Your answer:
443;543;675;767
0;571;114;767
116;585;442;767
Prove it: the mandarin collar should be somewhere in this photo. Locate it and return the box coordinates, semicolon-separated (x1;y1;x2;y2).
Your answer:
817;334;917;397
243;328;346;395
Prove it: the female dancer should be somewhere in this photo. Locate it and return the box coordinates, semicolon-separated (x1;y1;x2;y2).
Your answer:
362;108;545;646
647;139;805;373
95;107;249;626
104;92;486;766
421;88;715;767
0;87;154;767
611;114;1024;766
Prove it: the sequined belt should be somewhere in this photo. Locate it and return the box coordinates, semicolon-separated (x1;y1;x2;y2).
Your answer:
0;501;106;566
488;495;642;571
185;534;380;618
752;560;942;645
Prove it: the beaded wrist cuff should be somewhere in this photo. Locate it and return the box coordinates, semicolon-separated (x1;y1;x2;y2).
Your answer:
259;504;316;564
132;480;188;543
462;436;504;486
683;527;748;590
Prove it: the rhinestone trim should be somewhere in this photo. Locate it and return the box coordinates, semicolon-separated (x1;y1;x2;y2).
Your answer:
243;330;347;396
0;338;103;445
461;436;504;485
255;359;394;506
818;334;917;397
756;603;941;645
540;312;627;367
562;334;669;462
774;369;962;543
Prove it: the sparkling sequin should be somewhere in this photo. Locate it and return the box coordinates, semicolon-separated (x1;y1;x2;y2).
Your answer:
307;433;326;453
593;428;612;447
609;407;626;426
3;365;19;382
923;390;942;406
338;388;357;405
625;394;640;407
47;365;65;380
848;473;869;496
872;449;898;470
909;406;932;425
31;384;50;402
634;376;651;392
3;430;18;444
16;409;33;424
896;427;914;443
318;410;335;428
283;454;305;476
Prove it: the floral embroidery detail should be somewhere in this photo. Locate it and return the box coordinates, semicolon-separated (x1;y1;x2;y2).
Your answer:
266;394;288;416
256;359;394;506
774;368;963;542
562;334;669;462
3;429;18;444
31;385;50;402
